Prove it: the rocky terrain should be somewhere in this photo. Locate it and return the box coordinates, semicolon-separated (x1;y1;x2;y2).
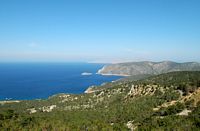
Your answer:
98;61;200;76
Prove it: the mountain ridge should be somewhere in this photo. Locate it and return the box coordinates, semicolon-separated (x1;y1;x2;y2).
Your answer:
98;61;200;76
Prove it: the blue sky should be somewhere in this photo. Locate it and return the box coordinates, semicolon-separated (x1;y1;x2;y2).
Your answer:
0;0;200;63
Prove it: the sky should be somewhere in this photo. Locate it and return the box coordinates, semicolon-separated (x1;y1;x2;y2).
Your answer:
0;0;200;63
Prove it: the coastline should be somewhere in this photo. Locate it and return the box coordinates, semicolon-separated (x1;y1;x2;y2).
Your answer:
0;100;20;104
97;72;131;77
96;66;131;77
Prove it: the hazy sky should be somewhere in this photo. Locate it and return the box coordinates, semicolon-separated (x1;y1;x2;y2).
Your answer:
0;0;200;63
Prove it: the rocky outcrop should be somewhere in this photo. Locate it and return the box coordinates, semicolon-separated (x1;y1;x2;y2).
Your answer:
84;86;97;94
41;105;57;112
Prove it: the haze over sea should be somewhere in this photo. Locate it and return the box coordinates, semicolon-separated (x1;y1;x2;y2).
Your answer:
0;63;122;100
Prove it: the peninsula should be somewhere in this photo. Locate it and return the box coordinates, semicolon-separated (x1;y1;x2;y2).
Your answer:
97;61;200;76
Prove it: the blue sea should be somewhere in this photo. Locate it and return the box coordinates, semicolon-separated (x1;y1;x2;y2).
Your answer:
0;63;122;100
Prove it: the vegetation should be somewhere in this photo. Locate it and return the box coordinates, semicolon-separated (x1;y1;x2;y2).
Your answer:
1;71;200;130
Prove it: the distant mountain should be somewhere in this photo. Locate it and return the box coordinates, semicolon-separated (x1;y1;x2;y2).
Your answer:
97;61;200;76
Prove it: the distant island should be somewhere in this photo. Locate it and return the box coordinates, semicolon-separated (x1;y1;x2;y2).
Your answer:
81;72;93;76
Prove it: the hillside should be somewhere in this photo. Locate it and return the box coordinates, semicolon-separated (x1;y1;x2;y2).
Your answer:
97;61;200;76
0;71;200;130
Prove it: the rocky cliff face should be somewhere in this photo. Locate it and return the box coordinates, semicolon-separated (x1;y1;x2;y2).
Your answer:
98;61;200;76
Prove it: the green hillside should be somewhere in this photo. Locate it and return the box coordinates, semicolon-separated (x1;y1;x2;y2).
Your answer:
1;71;200;130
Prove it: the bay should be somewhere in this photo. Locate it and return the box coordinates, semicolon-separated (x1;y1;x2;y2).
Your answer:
0;63;122;100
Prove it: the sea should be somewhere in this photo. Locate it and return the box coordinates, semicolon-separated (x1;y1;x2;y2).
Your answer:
0;63;122;100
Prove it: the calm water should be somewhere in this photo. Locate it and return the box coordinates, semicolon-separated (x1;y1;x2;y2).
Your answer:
0;63;122;100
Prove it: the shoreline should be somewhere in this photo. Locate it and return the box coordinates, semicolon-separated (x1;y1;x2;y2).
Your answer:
96;72;131;77
0;100;20;104
97;66;131;77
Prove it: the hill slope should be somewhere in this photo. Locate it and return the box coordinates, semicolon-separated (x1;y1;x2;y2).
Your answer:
0;71;200;130
98;61;200;76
